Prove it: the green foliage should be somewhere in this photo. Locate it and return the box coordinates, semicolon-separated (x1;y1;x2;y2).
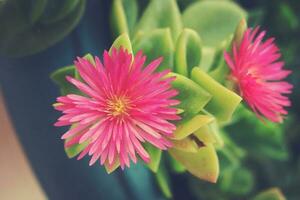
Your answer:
0;0;86;57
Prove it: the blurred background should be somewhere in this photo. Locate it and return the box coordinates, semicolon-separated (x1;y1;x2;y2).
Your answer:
0;0;299;199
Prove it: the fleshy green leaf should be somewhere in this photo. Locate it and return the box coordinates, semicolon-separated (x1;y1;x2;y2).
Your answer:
155;164;173;199
173;114;214;140
169;72;212;122
64;139;89;158
104;159;120;174
40;0;81;24
51;66;77;95
109;33;133;54
219;166;254;195
169;144;219;183
144;143;162;172
174;28;202;77
134;0;182;41
0;0;86;57
191;68;242;123
110;0;138;37
171;137;198;152
168;155;186;173
132;28;174;71
252;188;286;200
183;0;246;47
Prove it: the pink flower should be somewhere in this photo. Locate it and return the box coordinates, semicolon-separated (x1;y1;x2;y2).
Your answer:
54;47;180;169
224;27;293;122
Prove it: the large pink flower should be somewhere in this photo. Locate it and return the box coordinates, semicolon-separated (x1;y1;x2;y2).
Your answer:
224;27;293;122
54;47;180;169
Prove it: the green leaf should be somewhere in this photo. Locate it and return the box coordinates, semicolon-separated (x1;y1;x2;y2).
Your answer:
0;0;86;57
171;137;198;152
169;72;212;122
132;28;174;71
173;114;214;140
225;106;289;160
110;0;138;37
64;125;89;158
144;143;162;172
174;28;202;77
183;0;246;47
40;0;81;24
110;33;133;54
51;65;77;95
252;188;286;200
191;68;242;123
155;164;173;199
219;166;254;195
134;0;182;41
169;144;219;183
168;155;186;173
104;159;120;174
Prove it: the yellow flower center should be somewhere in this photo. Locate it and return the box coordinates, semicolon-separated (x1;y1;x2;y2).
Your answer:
107;96;130;117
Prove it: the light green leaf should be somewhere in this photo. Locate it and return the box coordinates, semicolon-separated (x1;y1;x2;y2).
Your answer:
51;65;77;95
133;28;174;71
191;68;242;123
109;33;133;54
144;143;162;172
171;137;198;152
173;114;214;140
155;164;173;199
169;72;212;122
104;159;120;174
252;188;286;200
169;144;219;183
174;28;202;77
183;0;246;47
134;0;182;41
168;155;186;173
110;0;138;37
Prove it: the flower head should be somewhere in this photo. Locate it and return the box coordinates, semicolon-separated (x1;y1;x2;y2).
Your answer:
224;27;293;122
54;47;180;169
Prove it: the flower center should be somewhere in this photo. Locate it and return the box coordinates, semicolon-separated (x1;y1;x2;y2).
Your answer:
107;96;130;117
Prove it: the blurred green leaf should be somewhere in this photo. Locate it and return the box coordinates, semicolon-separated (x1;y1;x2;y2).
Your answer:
133;28;174;71
144;143;162;172
134;0;182;41
169;144;219;183
252;188;286;200
191;68;242;123
0;0;85;57
109;33;133;54
110;0;138;37
155;164;173;199
183;0;246;47
174;28;202;77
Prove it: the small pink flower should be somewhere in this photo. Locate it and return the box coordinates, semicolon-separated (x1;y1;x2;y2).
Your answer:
54;47;180;169
224;27;293;122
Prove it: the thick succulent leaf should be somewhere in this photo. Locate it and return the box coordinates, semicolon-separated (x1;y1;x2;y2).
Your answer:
173;114;214;140
168;155;186;173
29;0;48;24
134;0;182;41
110;0;138;37
169;72;212;122
155;164;173;199
174;28;202;77
40;0;81;24
219;166;254;195
109;33;133;54
132;28;174;71
232;18;247;46
191;68;242;123
0;0;85;57
225;106;289;160
51;66;78;95
64;139;89;158
252;188;286;200
169;144;219;182
104;159;120;174
144;143;162;172
194;125;216;145
183;1;246;47
171;137;198;152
